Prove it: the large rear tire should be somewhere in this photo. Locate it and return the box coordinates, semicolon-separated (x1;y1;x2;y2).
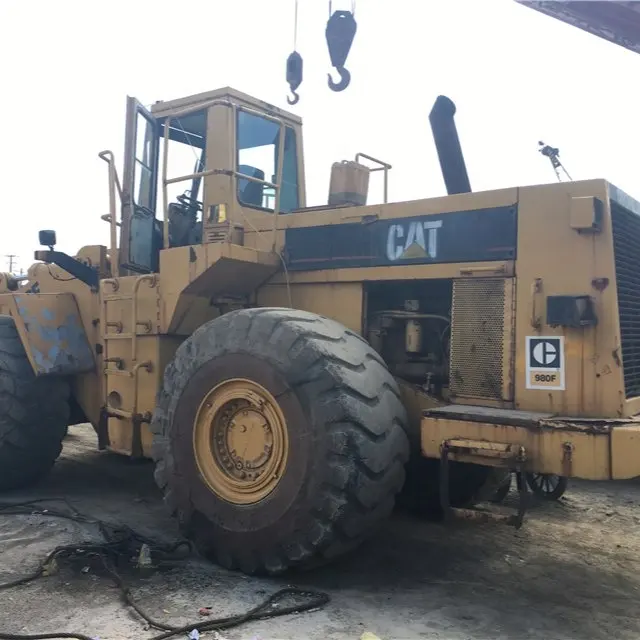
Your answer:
151;308;410;575
0;316;70;490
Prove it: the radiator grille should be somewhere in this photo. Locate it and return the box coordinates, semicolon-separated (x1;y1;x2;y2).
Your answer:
449;278;512;400
611;200;640;398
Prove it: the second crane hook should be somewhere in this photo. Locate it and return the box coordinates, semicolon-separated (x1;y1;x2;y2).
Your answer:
325;9;357;93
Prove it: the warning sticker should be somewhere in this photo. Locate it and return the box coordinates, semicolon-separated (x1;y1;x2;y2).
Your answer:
525;336;565;390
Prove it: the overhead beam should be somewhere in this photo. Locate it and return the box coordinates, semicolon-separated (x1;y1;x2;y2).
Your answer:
516;1;640;54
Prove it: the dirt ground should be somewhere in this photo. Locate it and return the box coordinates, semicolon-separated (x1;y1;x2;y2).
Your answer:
2;425;640;640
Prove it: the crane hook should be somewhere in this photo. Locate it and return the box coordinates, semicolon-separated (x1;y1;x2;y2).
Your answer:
327;66;351;92
325;9;357;93
286;51;303;106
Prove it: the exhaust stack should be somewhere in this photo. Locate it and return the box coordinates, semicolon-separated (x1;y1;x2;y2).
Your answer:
429;95;471;195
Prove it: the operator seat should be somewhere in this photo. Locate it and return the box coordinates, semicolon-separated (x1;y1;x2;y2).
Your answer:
238;165;265;207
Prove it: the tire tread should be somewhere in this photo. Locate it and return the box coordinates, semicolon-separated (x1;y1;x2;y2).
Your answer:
0;316;70;490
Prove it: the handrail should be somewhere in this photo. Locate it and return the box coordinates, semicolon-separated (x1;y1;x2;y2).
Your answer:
271;113;285;250
98;150;123;198
164;167;278;190
98;150;124;266
355;152;392;204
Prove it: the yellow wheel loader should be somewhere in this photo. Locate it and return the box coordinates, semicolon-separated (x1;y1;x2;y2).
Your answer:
1;88;640;574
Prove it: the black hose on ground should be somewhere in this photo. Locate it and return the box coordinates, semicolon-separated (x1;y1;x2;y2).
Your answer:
0;499;330;640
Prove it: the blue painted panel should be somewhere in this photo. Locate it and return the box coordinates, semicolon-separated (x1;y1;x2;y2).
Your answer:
13;293;95;375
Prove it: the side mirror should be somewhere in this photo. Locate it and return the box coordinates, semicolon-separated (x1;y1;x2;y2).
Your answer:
38;230;57;248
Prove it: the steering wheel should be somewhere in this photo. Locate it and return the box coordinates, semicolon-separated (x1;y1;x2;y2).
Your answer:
176;191;203;212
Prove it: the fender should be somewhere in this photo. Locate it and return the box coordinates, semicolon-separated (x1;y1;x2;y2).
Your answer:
1;292;94;376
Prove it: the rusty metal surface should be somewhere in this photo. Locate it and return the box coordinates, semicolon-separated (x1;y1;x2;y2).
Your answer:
426;404;554;422
10;293;95;375
424;404;636;435
421;410;640;479
518;1;640;54
440;439;529;528
539;417;632;434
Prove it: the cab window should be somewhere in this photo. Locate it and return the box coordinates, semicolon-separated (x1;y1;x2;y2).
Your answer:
161;111;207;210
236;111;299;213
160;111;207;248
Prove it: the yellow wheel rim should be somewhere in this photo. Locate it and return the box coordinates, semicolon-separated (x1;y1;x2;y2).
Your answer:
193;378;289;505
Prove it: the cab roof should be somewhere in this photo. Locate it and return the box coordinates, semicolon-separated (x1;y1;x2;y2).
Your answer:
150;86;302;125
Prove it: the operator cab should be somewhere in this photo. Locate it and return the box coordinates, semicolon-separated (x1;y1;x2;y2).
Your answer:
118;87;305;275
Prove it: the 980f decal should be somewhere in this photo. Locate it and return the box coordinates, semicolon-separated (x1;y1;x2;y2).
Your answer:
525;336;565;391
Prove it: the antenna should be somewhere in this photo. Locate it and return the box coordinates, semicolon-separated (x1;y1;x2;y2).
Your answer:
538;141;572;182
